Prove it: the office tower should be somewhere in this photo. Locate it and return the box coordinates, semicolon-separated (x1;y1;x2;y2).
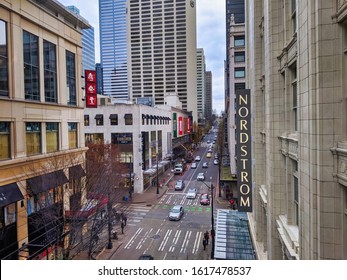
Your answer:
126;0;197;121
246;0;347;259
96;63;104;94
197;48;206;123
205;71;212;122
66;6;95;71
99;0;128;99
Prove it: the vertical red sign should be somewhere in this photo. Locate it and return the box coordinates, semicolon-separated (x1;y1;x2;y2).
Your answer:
85;70;97;108
187;117;191;133
178;116;183;136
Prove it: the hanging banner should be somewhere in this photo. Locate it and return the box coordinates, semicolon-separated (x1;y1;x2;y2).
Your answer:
236;89;252;212
173;113;177;138
178;116;183;136
85;70;97;108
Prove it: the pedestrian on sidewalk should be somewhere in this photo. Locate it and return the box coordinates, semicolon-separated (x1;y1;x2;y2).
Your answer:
203;238;207;250
123;214;127;226
204;231;209;245
121;220;125;234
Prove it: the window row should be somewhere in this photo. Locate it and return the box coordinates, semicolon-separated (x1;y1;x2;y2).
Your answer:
0;121;78;160
0;21;76;105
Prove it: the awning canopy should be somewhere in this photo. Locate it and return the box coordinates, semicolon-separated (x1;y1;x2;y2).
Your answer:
220;166;237;182
0;183;24;207
124;113;132;119
69;165;86;180
109;114;118;120
95;114;103;120
214;210;255;260
27;170;68;194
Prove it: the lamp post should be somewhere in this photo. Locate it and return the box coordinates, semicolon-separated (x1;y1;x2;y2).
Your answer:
129;156;132;199
201;178;215;259
156;154;159;194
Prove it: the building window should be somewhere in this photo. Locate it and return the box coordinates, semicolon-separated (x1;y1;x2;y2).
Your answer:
23;30;40;101
124;114;133;125
68;122;77;149
46;122;59;153
291;0;297;34
0;21;8;97
0;122;10;160
66;51;76;105
291;64;298;131
43;40;57;103
234;36;245;47
235;83;246;90
234;52;245;62
95;114;104;126
84;115;90;126
0;203;16;227
293;160;299;226
110;114;118;125
235;67;245;78
26;122;41;156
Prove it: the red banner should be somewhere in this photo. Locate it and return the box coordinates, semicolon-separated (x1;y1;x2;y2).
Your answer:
178;116;183;136
85;70;97;108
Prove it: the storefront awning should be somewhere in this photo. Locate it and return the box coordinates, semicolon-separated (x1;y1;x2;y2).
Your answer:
220;166;237;182
109;114;118;120
124;113;132;119
69;165;86;179
0;183;24;207
27;170;68;194
95;114;103;120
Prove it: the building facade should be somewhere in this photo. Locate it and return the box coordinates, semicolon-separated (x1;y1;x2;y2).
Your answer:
0;0;89;259
99;0;128;99
126;0;198;122
246;0;347;259
197;48;206;123
205;71;212;122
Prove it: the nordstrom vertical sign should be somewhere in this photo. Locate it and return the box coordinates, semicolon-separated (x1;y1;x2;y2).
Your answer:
236;89;252;212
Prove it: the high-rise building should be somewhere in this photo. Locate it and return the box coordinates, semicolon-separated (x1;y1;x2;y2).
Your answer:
126;0;197;121
246;0;347;260
66;6;95;71
205;71;212;122
99;0;128;99
197;48;206;122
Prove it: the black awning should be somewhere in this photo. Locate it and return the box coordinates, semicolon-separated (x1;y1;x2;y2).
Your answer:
0;183;24;207
95;114;103;120
145;114;150;119
69;165;86;179
150;115;154;119
27;170;68;194
142;114;145;119
109;114;118;120
124;113;132;119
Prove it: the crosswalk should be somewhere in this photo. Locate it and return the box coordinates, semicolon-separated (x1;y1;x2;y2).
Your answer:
113;204;151;227
124;227;206;256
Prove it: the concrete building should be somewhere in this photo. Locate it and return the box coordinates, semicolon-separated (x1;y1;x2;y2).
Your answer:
246;0;347;259
0;0;89;259
126;0;198;122
205;71;213;122
197;48;206;123
84;95;192;193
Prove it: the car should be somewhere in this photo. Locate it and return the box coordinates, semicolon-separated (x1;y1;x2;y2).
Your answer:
207;140;210;144
138;254;154;260
214;159;219;165
169;205;184;221
214;153;219;159
186;188;197;199
202;162;208;168
208;148;213;153
206;152;212;158
197;172;205;181
174;180;185;191
195;156;201;161
200;193;210;205
191;162;197;169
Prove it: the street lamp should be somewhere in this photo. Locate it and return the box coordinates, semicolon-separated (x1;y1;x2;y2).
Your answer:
201;178;215;259
156;154;159;194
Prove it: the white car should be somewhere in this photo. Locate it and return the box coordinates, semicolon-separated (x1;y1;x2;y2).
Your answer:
186;188;197;199
197;172;205;181
195;156;201;161
191;162;197;169
214;159;219;165
169;205;184;221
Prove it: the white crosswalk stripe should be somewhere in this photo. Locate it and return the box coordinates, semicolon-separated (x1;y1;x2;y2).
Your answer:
113;203;151;226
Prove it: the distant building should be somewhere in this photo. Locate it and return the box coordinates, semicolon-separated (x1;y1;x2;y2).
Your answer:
205;71;212;122
197;48;206;124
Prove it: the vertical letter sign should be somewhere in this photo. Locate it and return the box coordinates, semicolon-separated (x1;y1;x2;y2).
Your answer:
236;89;252;212
85;70;97;108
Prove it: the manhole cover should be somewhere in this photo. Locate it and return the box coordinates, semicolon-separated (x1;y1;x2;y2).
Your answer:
151;234;160;239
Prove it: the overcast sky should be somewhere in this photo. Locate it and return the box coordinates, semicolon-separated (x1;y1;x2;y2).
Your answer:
59;0;226;114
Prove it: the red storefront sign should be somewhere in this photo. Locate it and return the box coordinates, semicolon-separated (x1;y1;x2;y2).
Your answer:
85;70;97;108
178;116;183;136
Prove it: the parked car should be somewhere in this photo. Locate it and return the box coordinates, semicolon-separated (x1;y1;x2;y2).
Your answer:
138;254;154;260
202;162;208;168
197;172;205;181
186;188;197;199
200;194;210;205
195;156;201;161
214;159;219;165
175;180;185;191
191;162;197;169
169;205;184;221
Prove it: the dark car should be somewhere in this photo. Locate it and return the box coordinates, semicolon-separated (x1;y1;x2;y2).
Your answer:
138;254;154;260
200;193;210;206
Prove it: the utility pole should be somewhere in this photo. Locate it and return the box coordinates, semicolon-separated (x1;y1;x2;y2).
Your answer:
156;154;159;194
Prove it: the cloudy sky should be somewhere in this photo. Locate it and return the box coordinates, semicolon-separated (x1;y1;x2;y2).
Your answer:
59;0;226;114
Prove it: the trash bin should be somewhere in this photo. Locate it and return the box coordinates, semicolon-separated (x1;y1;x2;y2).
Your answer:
123;195;129;201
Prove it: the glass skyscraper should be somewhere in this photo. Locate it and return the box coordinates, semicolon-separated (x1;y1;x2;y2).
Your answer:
99;0;128;99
